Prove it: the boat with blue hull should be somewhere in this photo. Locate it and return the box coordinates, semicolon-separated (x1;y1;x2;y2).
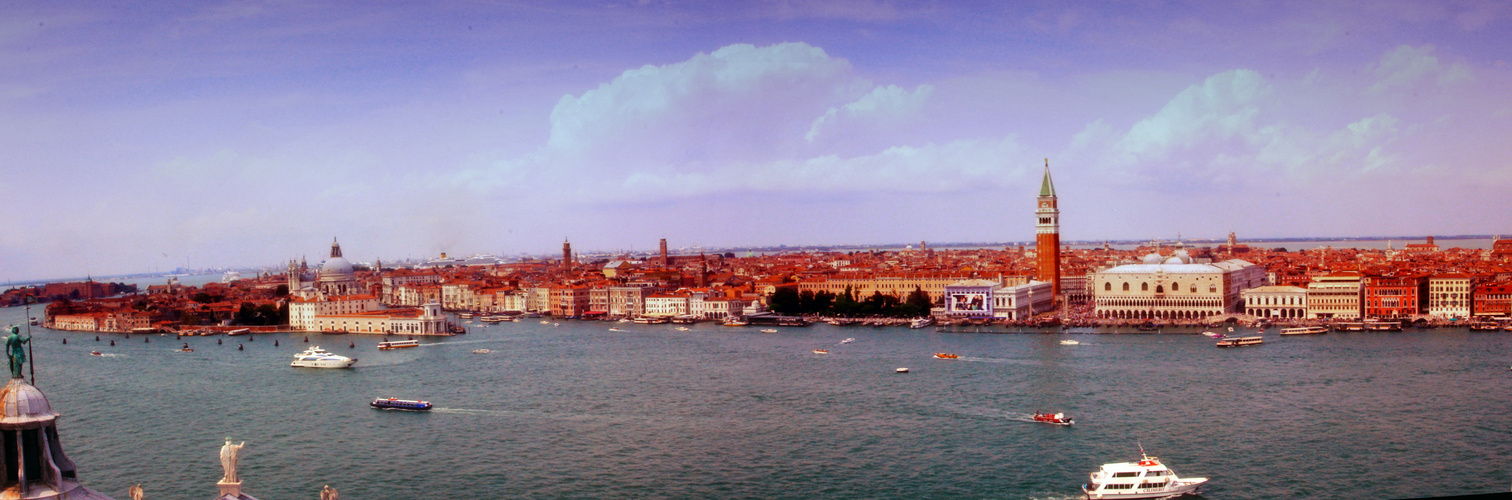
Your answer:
371;397;433;411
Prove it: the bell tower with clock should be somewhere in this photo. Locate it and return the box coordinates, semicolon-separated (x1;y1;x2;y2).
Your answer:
1035;159;1060;302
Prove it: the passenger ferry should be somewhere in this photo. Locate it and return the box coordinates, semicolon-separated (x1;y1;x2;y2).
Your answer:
370;397;432;411
1215;336;1264;347
910;317;935;329
1333;321;1366;331
632;316;670;325
377;340;421;350
1365;320;1402;331
1280;326;1329;336
723;317;749;327
1082;452;1207;499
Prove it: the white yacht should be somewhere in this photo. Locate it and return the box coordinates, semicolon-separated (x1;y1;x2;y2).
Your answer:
1083;452;1207;499
290;346;357;369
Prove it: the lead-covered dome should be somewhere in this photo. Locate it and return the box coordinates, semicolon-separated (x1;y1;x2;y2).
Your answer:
1142;252;1164;265
321;257;354;276
1;378;59;428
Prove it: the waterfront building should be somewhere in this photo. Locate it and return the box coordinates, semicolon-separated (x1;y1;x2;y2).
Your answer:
289;294;381;330
1060;273;1090;305
795;272;974;302
645;292;690;317
944;279;999;318
380;268;442;305
1427;273;1473;319
1091;245;1264;320
550;285;590;317
1306;272;1364;319
993;280;1054;320
1472;282;1511;318
1035;160;1062;301
1363;274;1426;320
608;285;656;317
307;302;447;335
1241;285;1308;319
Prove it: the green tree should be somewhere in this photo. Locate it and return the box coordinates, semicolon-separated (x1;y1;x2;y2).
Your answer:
274;284;289;297
235;302;257;325
832;286;858;316
768;287;802;315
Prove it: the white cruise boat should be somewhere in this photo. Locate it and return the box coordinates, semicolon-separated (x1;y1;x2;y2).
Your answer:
910;317;935;329
290;346;357;369
1083;452;1207;499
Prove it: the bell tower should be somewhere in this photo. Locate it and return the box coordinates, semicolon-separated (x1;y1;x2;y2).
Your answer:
1035;159;1061;302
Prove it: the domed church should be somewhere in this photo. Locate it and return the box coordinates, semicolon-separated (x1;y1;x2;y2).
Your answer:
317;238;359;297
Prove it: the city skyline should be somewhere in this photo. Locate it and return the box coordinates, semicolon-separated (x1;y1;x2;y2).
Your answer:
3;1;1510;282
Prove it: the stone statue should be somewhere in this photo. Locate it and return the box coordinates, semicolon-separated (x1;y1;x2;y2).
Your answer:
5;326;28;379
128;484;144;500
320;485;339;500
219;438;245;483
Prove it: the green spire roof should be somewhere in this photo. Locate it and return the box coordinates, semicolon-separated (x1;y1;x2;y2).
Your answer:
1038;158;1056;197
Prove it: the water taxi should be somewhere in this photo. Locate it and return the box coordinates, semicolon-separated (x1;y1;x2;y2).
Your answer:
723;318;749;327
370;397;432;411
226;328;251;336
812;349;829;355
910;317;935;329
290;346;357;368
840;338;855;344
933;353;960;359
472;349;492;354
1215;336;1263;347
760;328;778;333
1280;326;1329;336
675;326;690;331
1082;452;1207;499
1032;412;1073;425
1060;339;1080;345
895;367;909;373
608;327;623;332
377;340;421;350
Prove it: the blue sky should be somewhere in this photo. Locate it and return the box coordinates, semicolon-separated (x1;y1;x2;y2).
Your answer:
2;1;1510;282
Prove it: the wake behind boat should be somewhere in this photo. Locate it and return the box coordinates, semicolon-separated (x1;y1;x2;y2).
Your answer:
370;397;432;411
1083;451;1207;499
291;346;357;368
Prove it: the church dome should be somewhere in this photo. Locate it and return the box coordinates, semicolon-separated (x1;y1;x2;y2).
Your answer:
321;257;354;277
1163;256;1185;265
1142;252;1164;265
1;378;59;428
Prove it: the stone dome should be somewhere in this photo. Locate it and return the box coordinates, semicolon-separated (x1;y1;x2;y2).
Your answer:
321;256;354;277
1142;252;1164;265
1;378;59;428
1163;256;1185;265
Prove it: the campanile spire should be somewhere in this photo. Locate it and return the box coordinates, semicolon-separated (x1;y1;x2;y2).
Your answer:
1036;159;1061;303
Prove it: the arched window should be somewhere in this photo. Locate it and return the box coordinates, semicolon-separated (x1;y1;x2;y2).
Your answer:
1209;284;1217;293
1189;284;1196;293
1155;285;1164;293
1171;282;1179;293
1141;282;1149;291
1104;282;1112;291
1122;283;1130;291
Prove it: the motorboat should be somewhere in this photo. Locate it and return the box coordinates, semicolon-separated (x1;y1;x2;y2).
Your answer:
1216;336;1264;347
1280;326;1328;336
1032;412;1074;425
1082;452;1207;499
1060;339;1080;345
370;397;432;411
895;367;909;373
812;349;829;355
910;317;935;329
472;349;492;354
723;318;749;327
933;353;960;359
177;348;194;353
226;328;251;336
290;346;357;368
760;328;779;333
840;338;855;344
633;316;670;324
377;340;421;350
608;328;623;332
90;351;102;356
675;326;690;331
1200;331;1224;338
540;320;551;324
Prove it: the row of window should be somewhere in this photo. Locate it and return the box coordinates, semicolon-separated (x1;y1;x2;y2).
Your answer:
1104;282;1219;293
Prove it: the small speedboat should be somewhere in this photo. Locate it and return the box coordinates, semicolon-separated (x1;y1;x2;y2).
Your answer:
90;351;102;356
675;327;690;331
1060;340;1080;345
370;397;432;411
933;353;960;359
1032;412;1074;425
840;338;855;344
812;349;829;355
472;349;492;354
608;328;622;332
895;367;909;373
1201;331;1224;338
177;348;194;353
760;329;778;333
540;320;550;324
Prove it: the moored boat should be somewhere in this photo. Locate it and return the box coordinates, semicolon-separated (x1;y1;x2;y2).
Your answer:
1216;336;1263;347
226;328;251;336
1032;412;1073;425
1280;326;1329;336
1082;452;1207;499
370;397;432;411
290;346;357;368
377;340;420;350
1365;320;1402;331
723;317;749;327
1333;321;1365;331
910;317;935;329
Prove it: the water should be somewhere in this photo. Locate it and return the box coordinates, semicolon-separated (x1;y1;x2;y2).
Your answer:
3;305;1510;499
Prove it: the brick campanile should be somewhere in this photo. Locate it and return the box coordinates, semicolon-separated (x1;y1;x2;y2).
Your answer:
562;240;572;272
1035;159;1061;301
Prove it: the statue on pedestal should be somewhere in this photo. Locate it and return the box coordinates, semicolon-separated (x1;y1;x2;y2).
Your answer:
5;325;28;379
219;438;245;483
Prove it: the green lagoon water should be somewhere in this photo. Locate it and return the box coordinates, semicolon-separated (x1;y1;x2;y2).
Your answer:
3;304;1510;499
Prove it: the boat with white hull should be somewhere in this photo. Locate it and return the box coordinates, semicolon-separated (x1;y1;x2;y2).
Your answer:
1083;452;1207;499
290;346;357;369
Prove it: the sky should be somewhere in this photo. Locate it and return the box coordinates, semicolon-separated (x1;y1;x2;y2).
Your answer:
2;1;1511;282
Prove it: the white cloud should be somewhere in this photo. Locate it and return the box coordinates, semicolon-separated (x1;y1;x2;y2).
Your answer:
805;83;933;142
1367;45;1471;95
